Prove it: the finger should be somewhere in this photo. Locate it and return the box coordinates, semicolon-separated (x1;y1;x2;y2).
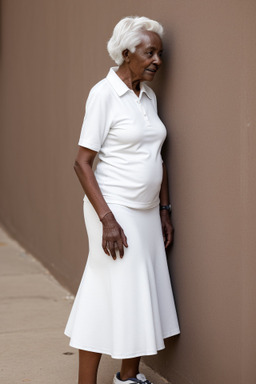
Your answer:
108;242;117;260
121;229;128;247
165;228;173;248
162;226;167;245
117;239;124;258
165;234;171;248
161;225;168;248
102;239;110;255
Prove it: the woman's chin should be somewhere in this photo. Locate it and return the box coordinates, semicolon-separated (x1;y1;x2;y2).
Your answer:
143;70;157;81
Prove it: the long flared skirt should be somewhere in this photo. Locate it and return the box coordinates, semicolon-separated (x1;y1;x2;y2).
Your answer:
64;198;180;359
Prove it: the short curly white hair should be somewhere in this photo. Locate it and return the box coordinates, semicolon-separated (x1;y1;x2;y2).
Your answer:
107;16;164;66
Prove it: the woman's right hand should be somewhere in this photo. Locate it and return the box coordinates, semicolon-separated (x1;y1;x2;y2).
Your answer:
101;212;128;260
74;146;128;259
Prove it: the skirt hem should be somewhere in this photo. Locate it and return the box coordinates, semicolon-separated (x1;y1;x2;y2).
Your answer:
64;327;180;359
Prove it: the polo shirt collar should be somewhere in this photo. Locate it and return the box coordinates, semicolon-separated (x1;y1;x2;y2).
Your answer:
106;67;152;100
140;83;152;100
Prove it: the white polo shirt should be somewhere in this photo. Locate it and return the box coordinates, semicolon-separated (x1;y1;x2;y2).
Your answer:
78;67;167;209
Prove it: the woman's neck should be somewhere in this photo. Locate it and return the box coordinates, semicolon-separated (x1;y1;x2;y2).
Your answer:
116;66;141;97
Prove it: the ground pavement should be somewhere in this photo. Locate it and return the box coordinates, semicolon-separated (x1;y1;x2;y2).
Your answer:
0;226;170;384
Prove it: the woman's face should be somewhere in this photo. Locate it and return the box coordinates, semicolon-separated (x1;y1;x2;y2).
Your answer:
125;31;163;82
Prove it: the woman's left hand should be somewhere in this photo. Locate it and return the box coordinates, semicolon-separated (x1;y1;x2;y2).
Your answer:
160;210;174;248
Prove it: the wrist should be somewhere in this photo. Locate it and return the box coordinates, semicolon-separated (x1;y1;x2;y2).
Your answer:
100;211;114;223
160;204;172;214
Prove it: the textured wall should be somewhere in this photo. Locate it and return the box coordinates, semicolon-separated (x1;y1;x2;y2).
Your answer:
0;1;255;383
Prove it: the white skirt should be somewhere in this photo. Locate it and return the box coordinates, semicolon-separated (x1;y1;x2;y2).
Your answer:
64;198;180;359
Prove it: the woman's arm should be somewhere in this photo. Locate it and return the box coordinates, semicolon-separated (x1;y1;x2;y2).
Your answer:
74;146;128;259
159;162;174;248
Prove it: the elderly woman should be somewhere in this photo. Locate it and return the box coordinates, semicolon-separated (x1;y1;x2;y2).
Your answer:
65;16;180;384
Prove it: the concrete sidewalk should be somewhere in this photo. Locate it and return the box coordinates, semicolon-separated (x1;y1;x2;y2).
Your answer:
0;227;170;384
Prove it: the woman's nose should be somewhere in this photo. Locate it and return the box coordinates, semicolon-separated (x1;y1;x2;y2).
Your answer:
153;53;162;66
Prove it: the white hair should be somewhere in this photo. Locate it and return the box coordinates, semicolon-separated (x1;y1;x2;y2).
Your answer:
107;16;164;66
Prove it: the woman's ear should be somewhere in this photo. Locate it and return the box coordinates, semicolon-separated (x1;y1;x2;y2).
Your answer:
122;49;130;63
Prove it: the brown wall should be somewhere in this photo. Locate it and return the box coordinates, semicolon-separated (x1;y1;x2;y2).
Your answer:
0;1;255;383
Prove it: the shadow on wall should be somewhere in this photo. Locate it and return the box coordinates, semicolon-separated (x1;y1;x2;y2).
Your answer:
152;33;175;173
152;34;174;115
144;32;183;380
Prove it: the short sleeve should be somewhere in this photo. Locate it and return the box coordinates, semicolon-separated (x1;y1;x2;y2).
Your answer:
78;84;111;152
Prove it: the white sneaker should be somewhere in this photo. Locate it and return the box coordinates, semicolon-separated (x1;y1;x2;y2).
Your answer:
113;372;153;384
